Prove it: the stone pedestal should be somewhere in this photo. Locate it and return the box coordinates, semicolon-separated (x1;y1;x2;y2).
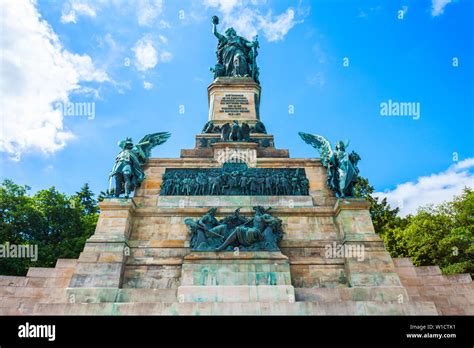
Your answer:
334;199;408;301
208;77;261;125
177;252;295;303
66;198;135;303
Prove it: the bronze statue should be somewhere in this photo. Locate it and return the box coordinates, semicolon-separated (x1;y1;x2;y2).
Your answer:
210;16;260;83
109;132;170;198
185;206;283;251
299;132;360;197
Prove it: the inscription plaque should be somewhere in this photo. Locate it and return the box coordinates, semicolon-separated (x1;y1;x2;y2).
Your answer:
219;94;250;116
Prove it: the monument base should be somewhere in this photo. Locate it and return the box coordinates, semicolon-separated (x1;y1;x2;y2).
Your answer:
177;252;295;303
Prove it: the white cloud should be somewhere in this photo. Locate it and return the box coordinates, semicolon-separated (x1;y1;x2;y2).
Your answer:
431;0;452;16
137;0;164;26
376;158;474;217
203;0;243;15
203;0;305;42
143;81;153;89
132;36;158;71
1;0;109;160
61;0;97;24
132;35;172;71
259;8;298;42
60;11;77;24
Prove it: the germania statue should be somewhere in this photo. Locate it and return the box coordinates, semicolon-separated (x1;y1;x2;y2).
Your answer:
210;15;260;83
299;132;361;198
109;132;170;198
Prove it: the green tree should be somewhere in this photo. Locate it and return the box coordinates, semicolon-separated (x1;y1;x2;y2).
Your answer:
0;180;99;276
0;180;39;275
354;177;473;276
383;189;473;275
354;177;403;234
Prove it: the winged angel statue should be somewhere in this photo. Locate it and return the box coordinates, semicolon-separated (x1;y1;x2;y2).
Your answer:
299;132;361;198
109;132;170;198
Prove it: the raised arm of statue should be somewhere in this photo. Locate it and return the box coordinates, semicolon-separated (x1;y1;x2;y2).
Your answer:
212;16;225;41
213;25;225;41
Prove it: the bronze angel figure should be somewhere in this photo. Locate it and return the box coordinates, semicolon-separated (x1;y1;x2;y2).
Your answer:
299;132;360;198
109;132;170;198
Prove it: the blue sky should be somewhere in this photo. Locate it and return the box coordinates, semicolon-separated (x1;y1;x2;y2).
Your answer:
1;0;473;215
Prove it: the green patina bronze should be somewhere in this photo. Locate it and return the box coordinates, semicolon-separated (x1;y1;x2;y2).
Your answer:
202;120;267;141
184;206;283;251
299;132;361;198
160;163;309;196
109;132;170;198
210;15;260;83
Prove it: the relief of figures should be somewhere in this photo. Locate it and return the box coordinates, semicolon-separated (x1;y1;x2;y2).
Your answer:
160;166;309;196
184;207;283;251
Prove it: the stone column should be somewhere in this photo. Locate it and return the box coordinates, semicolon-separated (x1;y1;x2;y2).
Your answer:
334;199;409;302
66;199;135;303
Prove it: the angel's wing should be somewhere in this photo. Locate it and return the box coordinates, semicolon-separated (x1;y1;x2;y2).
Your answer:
298;132;333;166
133;132;171;163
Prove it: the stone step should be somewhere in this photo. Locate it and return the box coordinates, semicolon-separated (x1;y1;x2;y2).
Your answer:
26;276;71;288
295;286;409;303
0;286;66;299
181;270;292;286
117;289;177;303
415;266;442;277
1;295;68;309
444;274;472;284
31;300;438;315
64;288;178;304
413;275;445;285
26;267;74;278
55;258;78;269
393;258;414;268
177;285;295;303
0;276;28;287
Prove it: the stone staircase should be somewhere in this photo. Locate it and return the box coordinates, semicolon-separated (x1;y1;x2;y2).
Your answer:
5;256;472;315
0;259;76;315
393;258;473;315
30;300;437;315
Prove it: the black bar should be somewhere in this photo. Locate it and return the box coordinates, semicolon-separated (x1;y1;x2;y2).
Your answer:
0;315;471;346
